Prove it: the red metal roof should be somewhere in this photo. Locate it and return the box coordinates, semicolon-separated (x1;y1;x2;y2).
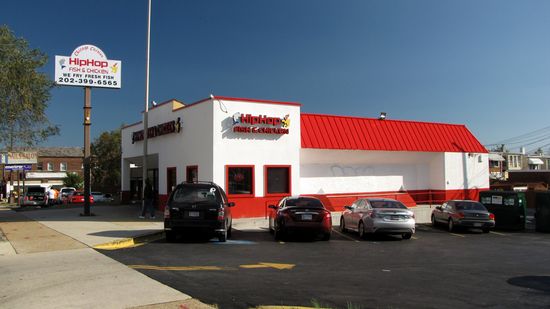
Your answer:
301;113;488;153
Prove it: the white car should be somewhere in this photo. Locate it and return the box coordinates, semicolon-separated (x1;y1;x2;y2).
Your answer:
340;198;416;240
91;192;114;203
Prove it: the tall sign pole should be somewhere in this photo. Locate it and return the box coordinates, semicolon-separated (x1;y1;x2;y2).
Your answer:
83;87;92;215
55;45;122;216
142;0;152;207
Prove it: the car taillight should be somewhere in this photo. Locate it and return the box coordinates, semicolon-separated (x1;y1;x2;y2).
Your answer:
217;208;224;221
280;209;291;219
370;211;379;218
489;213;495;220
24;196;29;201
456;212;465;219
324;211;331;220
164;206;170;219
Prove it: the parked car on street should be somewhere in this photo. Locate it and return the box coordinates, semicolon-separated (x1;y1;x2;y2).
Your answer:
164;181;235;242
60;187;76;202
91;192;114;203
21;186;48;207
432;200;495;233
268;196;332;241
340;198;415;240
70;191;94;204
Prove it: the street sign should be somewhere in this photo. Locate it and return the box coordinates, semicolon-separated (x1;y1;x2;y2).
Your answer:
55;44;121;89
4;164;32;171
1;152;38;164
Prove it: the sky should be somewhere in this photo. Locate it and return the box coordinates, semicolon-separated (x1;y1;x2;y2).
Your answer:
2;0;550;153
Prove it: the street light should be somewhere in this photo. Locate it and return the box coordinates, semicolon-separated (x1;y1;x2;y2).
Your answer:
142;0;152;209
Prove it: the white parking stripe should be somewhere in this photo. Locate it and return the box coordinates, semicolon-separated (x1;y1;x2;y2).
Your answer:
450;233;465;238
332;229;361;242
490;231;507;236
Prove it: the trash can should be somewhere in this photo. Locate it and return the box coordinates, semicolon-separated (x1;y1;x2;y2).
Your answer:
479;191;526;230
535;192;550;233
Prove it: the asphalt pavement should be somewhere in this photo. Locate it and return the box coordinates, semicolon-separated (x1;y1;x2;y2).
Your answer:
0;204;212;309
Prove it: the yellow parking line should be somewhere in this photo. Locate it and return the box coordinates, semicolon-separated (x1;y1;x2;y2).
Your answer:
332;229;360;242
129;265;225;271
450;233;465;238
490;231;507;236
278;241;285;244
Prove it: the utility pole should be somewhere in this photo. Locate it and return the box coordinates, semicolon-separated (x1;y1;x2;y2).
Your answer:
142;0;152;208
83;87;92;216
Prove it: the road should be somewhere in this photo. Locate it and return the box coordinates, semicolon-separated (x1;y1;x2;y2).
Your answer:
100;225;550;309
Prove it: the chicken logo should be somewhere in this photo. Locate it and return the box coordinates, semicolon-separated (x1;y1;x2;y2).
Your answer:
281;114;290;128
232;112;241;125
110;63;118;73
58;58;66;70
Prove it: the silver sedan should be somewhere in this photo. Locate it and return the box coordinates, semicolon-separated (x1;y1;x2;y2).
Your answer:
340;198;416;239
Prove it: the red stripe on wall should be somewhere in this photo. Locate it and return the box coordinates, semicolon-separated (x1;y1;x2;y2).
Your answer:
124;188;489;219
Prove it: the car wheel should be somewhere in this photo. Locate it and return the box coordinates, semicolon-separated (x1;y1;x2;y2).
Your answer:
165;230;176;242
227;224;232;239
322;231;331;241
340;217;347;233
482;228;490;233
402;233;412;240
217;220;228;242
358;221;367;239
218;230;227;242
274;226;285;241
431;214;437;227
448;219;454;232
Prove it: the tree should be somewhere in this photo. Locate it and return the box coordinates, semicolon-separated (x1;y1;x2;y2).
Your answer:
0;25;59;149
63;172;83;189
91;127;121;193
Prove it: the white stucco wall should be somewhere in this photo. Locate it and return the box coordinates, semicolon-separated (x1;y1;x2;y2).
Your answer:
444;152;489;190
211;99;301;196
121;101;214;195
300;149;444;194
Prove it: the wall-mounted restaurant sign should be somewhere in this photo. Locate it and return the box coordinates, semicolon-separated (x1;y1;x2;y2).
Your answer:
232;113;290;135
132;118;182;144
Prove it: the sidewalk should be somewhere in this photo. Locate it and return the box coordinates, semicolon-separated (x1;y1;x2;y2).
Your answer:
0;204;213;309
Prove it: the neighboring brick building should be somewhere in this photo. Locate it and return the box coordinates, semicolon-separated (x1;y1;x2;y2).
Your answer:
1;147;83;197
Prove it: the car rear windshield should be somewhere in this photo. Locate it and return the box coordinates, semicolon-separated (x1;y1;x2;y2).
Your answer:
285;198;324;208
370;200;407;209
27;187;45;193
455;202;487;211
172;186;221;204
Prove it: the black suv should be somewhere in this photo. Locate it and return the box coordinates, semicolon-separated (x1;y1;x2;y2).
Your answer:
164;181;235;242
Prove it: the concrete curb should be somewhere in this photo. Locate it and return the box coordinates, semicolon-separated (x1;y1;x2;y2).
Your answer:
93;230;165;250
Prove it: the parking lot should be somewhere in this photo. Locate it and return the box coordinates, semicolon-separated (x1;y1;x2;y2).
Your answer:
100;224;550;309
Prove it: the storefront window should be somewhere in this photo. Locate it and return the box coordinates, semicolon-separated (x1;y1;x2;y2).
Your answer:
266;166;290;195
227;166;254;195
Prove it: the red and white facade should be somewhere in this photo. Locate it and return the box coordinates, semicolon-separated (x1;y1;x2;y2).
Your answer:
121;96;489;218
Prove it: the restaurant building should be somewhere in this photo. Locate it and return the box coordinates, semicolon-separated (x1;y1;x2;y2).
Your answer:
121;96;489;218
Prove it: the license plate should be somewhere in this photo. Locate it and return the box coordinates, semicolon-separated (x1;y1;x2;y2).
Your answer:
302;214;312;220
390;215;401;220
474;223;481;227
188;211;200;217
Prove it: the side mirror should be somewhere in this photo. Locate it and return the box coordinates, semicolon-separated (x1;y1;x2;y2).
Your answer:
268;205;278;210
436;206;442;210
227;202;235;207
344;205;353;210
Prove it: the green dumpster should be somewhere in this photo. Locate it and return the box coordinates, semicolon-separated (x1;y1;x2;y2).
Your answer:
535;192;550;233
479;191;526;230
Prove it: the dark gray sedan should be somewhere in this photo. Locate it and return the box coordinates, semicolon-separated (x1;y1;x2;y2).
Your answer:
431;200;495;233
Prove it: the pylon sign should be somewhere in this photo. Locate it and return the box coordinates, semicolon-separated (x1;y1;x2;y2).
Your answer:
55;44;121;89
